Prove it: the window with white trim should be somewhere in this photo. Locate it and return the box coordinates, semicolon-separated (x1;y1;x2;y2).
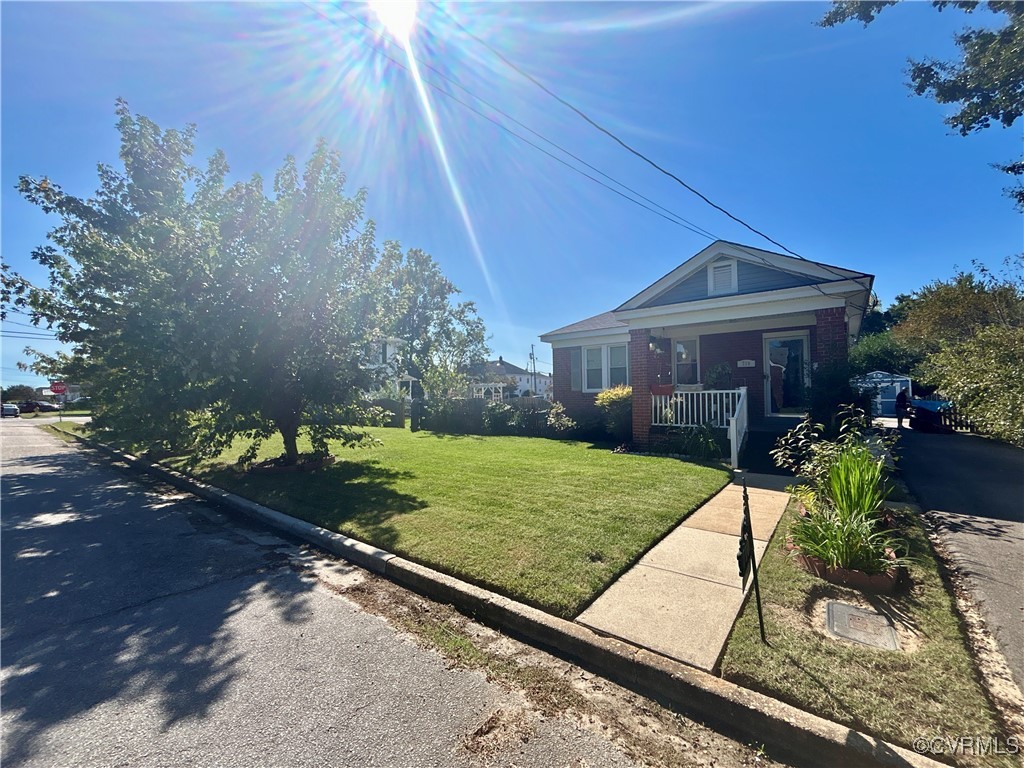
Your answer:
569;348;582;391
585;347;603;390
675;340;699;385
708;260;737;296
609;344;628;387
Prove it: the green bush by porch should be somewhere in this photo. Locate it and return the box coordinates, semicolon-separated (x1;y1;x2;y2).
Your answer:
169;427;730;618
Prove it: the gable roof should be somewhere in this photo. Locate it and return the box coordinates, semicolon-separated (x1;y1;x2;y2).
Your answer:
615;240;871;312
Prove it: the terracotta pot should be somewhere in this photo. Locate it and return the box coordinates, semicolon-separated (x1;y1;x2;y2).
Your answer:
785;538;906;594
650;384;675;396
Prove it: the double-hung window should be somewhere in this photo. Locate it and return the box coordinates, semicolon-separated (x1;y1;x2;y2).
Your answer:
585;347;603;390
608;345;628;387
675;340;699;385
573;344;630;392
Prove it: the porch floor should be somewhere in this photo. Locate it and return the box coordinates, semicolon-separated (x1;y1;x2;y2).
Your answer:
576;474;790;672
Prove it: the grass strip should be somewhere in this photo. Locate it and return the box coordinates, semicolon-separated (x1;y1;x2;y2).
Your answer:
720;499;1010;767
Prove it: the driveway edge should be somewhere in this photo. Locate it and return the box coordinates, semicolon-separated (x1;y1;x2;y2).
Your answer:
63;429;942;768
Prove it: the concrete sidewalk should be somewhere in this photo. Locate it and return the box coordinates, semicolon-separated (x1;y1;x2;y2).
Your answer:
577;473;791;671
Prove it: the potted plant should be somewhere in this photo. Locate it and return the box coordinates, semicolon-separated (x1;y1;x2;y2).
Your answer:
650;373;674;396
703;363;733;391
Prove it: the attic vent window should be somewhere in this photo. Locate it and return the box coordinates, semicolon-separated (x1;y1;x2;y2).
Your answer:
708;260;737;296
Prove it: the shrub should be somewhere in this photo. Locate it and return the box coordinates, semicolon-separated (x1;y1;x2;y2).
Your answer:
545;401;577;434
482;400;515;435
595;385;633;443
807;359;873;437
775;405;909;575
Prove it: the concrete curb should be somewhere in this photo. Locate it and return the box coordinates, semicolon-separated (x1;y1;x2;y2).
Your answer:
60;429;944;768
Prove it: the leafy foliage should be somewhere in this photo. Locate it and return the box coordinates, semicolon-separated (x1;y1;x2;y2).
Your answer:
848;331;925;377
1;384;37;402
919;324;1024;446
789;505;907;574
891;257;1024;445
545;401;577;435
594;384;633;443
805;359;873;436
9;102;481;465
821;1;1024;209
891;262;1024;352
775;405;906;574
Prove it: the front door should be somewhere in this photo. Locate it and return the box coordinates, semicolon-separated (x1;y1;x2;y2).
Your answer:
763;333;809;416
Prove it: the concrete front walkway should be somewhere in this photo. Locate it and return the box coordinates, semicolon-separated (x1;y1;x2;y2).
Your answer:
577;474;791;672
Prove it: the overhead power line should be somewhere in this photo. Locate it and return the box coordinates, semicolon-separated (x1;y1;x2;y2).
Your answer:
316;4;873;316
433;2;804;260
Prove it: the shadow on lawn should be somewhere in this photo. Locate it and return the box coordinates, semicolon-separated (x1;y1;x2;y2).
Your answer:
201;459;427;552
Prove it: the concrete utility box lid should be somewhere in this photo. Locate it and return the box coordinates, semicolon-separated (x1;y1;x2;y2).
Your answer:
826;601;899;650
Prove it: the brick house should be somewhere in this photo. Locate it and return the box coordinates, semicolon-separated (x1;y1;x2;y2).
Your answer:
540;241;873;464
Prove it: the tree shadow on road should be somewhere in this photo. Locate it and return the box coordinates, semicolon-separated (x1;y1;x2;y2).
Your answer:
1;449;320;765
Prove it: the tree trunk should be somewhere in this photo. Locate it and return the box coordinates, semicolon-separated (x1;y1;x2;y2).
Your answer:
279;422;300;465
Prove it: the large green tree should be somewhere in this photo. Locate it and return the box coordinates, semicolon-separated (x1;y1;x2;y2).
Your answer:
12;102;481;465
822;1;1024;208
1;384;37;402
386;246;488;399
890;257;1024;445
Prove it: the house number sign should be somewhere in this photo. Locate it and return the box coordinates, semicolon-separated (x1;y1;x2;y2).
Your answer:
737;359;755;368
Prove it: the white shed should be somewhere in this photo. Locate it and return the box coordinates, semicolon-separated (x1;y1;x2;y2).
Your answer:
851;371;913;416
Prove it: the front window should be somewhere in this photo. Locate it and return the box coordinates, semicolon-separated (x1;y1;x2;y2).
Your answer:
609;345;628;387
585;347;603;390
675;340;698;385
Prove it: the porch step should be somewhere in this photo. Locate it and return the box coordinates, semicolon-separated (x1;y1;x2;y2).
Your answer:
739;429;794;476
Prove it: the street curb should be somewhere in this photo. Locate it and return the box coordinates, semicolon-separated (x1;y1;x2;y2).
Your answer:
58;428;944;768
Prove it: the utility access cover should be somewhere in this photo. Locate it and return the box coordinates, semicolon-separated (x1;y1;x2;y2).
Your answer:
826;601;899;650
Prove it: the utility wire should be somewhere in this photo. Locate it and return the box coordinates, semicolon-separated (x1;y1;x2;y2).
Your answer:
432;2;803;260
425;5;874;309
329;3;719;242
306;3;717;238
336;5;871;315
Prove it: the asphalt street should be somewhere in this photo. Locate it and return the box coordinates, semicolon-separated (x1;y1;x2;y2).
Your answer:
0;419;639;768
895;427;1024;692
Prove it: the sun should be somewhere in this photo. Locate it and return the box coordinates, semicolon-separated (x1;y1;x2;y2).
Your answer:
369;0;418;44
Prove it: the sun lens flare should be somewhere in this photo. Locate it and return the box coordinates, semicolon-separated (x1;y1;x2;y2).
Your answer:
369;0;418;43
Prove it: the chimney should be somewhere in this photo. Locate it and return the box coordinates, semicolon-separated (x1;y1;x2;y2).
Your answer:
498;355;504;366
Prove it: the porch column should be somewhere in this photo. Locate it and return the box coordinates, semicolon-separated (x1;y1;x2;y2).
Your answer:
630;329;651;448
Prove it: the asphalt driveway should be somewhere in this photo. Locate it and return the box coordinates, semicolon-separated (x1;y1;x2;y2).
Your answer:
895;427;1024;692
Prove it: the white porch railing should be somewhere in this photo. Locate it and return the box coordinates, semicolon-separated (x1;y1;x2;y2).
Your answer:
651;386;748;468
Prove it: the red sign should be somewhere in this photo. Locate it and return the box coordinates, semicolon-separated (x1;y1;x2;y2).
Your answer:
50;381;67;395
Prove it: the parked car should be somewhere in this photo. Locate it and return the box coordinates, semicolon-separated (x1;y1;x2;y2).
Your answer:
34;401;61;412
2;403;21;418
16;401;40;413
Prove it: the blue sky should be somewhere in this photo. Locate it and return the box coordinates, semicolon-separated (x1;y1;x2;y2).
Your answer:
2;1;1021;390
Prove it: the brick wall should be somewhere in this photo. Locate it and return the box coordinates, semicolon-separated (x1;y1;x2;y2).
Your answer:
814;307;848;363
551;346;599;420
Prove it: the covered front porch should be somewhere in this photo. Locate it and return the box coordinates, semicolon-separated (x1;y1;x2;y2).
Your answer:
627;306;849;466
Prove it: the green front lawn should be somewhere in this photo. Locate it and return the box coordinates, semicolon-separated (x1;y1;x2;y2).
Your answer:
173;428;729;618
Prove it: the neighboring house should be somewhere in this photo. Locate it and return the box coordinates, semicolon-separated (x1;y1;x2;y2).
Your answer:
367;338;417;399
540;240;872;462
472;357;551;399
852;371;913;417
